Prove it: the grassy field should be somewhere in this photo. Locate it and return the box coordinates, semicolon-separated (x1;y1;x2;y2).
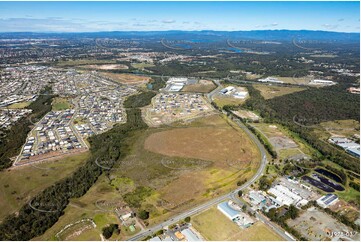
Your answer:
182;80;216;93
52;97;72;111
0;152;89;223
37;114;261;239
6;101;32;109
56;59;117;67
319;119;359;138
251;123;315;159
276;76;313;85
192;206;242;241
214;96;247;108
192;206;282;241
254;84;306;99
34;173;136;241
131;63;155;69
100;72;151;85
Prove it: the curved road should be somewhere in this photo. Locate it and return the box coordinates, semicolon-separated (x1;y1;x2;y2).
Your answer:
128;80;294;241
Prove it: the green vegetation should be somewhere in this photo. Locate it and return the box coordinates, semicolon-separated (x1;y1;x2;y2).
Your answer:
7;101;31;109
0;90;154;240
243;84;359;172
123;186;153;208
138;210;150;220
52;97;72;111
0;87;54;170
124;91;156;108
102;224;120;239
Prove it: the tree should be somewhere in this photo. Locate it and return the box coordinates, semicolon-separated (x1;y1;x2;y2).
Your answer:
184;216;191;223
138;210;150;220
237;190;243;197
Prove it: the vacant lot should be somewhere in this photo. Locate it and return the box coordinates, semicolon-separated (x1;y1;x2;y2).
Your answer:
37;115;260;238
192;206;282;241
319;119;360;138
287;207;359;241
0;152;89;222
131;63;155;69
276;76;313;85
254;84;306;99
80;64;129;70
182;80;216;93
192;206;242;241
144;126;255;164
100;72;151;84
56;59;117;67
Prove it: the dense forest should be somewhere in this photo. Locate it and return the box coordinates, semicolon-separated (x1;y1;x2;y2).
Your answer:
0;91;154;240
0;87;54;170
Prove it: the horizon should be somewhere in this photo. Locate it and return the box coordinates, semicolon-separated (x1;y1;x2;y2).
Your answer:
0;1;359;33
0;29;360;34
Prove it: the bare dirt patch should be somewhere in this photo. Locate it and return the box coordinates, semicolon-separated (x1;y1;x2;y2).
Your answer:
254;84;306;99
81;64;129;70
182;80;216;93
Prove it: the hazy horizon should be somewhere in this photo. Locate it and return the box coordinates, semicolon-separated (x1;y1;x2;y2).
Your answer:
0;1;359;33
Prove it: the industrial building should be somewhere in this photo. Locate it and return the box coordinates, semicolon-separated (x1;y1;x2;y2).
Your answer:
268;184;308;207
329;137;360;158
317;194;338;208
309;79;336;86
217;201;254;228
258;77;284;83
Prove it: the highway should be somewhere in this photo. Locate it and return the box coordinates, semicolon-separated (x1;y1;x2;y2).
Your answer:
128;80;294;241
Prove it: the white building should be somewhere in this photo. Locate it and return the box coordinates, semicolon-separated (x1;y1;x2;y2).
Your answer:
268;184;303;206
233;91;248;99
309;79;335;85
258;77;283;84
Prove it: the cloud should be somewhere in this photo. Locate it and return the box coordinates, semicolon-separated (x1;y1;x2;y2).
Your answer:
257;22;279;28
162;19;176;24
322;24;339;30
338;18;344;22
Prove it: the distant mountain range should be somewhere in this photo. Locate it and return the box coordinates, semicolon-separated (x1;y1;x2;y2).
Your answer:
0;30;359;42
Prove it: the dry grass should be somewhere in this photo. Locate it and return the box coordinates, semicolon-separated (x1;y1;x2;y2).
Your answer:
0;152;89;223
80;64;129;70
182;80;216;93
254;84;306;99
100;72;151;84
144;126;255;164
192;207;282;241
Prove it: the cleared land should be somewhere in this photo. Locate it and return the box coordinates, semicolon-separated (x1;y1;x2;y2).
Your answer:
276;76;313;85
287;207;359;241
56;59;117;67
182;80;216;93
319;119;360;138
144;126;255;164
251;123;314;160
254;84;306;99
37;114;261;239
0;152;89;223
192;206;282;241
100;72;151;85
79;64;129;70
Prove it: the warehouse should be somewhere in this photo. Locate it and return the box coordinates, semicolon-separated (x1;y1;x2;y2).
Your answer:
217;201;241;221
268;184;303;206
317;194;338;208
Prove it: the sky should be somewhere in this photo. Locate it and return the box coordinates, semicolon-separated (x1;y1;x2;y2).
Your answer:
0;1;359;33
